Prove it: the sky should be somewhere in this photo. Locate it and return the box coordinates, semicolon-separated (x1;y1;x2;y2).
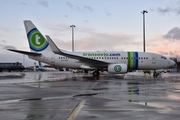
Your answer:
0;0;180;66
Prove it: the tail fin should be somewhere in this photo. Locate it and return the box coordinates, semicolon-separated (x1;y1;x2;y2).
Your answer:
24;20;51;53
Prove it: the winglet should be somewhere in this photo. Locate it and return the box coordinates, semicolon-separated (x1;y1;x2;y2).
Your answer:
45;35;64;55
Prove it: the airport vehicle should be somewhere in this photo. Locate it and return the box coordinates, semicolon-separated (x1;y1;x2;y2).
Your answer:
8;20;175;76
0;62;25;72
38;61;56;71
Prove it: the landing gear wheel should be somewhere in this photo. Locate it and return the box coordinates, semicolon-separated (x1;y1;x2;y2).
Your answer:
84;70;88;73
93;70;100;76
153;71;159;77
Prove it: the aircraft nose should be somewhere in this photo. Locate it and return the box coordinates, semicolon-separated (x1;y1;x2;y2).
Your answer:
169;60;175;67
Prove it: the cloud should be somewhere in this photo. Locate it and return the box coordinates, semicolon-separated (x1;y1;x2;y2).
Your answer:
0;27;11;32
157;2;180;15
21;2;28;6
66;1;73;9
83;5;93;12
174;7;180;14
41;21;70;33
163;27;180;40
141;34;180;57
37;0;48;7
159;51;168;55
157;7;172;14
53;31;138;51
4;46;16;50
160;51;178;56
84;20;89;23
0;45;17;50
66;2;93;12
2;40;6;43
39;21;139;51
105;10;112;16
77;32;136;51
169;51;176;56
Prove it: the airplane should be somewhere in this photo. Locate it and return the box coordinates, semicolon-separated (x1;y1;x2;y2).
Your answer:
7;20;175;77
38;61;56;71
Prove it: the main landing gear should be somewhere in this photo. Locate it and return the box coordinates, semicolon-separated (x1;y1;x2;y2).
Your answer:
92;70;100;76
153;70;160;78
92;70;100;80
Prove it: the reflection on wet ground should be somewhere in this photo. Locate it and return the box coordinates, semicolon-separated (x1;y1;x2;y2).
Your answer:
0;72;180;120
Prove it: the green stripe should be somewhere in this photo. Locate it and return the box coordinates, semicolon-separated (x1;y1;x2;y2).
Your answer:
128;52;133;69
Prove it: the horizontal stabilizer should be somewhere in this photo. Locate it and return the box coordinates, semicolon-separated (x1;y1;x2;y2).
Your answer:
7;49;42;56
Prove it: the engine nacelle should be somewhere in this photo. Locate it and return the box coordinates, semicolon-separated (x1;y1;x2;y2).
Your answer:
108;64;127;74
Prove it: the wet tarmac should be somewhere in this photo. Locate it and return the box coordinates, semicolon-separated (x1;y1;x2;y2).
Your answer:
0;71;180;120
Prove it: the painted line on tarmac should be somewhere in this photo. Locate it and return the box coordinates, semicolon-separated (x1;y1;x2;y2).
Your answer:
89;82;98;89
83;108;172;112
68;100;86;120
0;108;73;112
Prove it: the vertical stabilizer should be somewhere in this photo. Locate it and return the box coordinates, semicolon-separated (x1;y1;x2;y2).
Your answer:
24;20;51;53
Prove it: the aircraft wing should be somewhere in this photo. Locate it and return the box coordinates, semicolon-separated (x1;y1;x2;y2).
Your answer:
7;49;42;56
45;35;109;67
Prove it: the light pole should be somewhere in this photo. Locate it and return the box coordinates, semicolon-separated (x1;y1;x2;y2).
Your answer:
23;55;25;66
141;10;148;52
70;25;76;51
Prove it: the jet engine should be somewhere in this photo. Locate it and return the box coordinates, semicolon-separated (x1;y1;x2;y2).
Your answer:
108;63;127;74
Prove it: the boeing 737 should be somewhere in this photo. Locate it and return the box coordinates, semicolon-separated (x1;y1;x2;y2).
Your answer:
8;20;175;76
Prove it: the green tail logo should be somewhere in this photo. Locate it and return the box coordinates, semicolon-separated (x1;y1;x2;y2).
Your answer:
27;28;49;52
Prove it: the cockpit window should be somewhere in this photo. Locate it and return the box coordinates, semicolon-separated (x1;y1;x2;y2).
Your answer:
161;56;167;59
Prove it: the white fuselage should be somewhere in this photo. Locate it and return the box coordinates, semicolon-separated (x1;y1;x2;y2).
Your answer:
29;51;174;71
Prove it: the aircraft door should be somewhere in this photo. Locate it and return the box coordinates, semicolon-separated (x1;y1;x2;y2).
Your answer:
152;55;156;64
51;54;55;63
